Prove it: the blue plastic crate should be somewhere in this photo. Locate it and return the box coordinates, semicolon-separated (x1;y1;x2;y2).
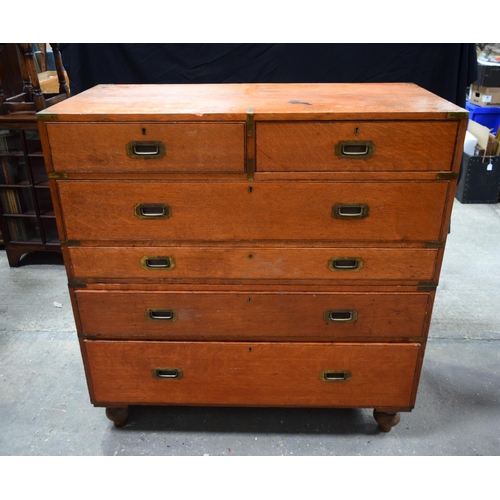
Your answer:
466;101;500;135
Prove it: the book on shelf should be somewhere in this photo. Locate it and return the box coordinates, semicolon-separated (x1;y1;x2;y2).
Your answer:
0;188;22;214
1;156;29;185
0;158;11;183
0;130;22;154
7;218;28;242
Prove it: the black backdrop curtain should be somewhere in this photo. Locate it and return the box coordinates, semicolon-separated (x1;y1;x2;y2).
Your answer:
60;43;478;107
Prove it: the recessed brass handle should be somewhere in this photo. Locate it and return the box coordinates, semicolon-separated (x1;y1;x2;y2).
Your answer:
152;368;183;379
140;256;175;270
335;140;375;159
325;309;358;323
146;309;177;321
135;203;171;219
320;370;351;382
126;141;166;159
332;203;369;219
328;257;363;272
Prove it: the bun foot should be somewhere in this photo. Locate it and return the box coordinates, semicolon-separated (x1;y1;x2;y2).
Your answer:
105;407;129;427
373;410;401;432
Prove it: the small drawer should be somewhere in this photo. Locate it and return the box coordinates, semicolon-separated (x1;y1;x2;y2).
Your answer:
57;180;448;243
256;121;458;172
84;340;421;408
46;122;245;173
68;246;438;283
76;290;430;341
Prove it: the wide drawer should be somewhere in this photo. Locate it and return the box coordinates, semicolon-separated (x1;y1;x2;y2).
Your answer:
46;122;246;173
68;246;438;282
57;181;448;242
75;290;430;341
256;121;458;171
84;340;421;407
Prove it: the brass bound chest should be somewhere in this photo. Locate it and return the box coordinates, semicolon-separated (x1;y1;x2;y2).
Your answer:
38;83;467;431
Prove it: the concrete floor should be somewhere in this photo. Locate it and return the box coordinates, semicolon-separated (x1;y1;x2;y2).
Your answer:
0;200;499;456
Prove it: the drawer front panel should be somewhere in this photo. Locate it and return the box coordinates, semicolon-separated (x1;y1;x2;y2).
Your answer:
76;290;430;341
58;181;448;242
68;246;438;282
256;121;458;171
85;340;420;407
46;122;246;173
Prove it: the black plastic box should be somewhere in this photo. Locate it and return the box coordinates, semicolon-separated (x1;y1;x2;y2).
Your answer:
474;64;500;88
456;153;500;203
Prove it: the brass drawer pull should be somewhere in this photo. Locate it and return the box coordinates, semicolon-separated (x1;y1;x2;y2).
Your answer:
320;370;352;382
328;257;363;271
332;203;369;219
325;309;358;323
135;203;171;219
126;141;166;159
153;368;183;379
335;140;375;159
141;256;175;270
147;309;177;321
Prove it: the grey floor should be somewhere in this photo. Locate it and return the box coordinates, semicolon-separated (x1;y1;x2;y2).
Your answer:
0;199;499;456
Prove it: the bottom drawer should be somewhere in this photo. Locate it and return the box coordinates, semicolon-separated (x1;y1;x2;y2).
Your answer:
84;340;421;408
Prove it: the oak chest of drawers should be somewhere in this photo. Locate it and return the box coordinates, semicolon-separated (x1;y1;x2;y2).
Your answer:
38;83;467;431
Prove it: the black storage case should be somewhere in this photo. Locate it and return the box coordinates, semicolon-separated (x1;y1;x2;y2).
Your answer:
456;153;500;203
474;64;500;88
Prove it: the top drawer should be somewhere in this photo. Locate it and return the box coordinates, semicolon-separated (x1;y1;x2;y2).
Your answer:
256;121;458;172
45;122;246;173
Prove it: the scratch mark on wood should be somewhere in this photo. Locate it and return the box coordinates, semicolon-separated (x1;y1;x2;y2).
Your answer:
289;100;312;105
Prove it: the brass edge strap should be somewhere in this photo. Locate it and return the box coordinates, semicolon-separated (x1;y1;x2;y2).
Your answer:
61;240;80;247
246;108;255;181
36;113;58;121
424;241;446;248
246;108;254;137
48;172;69;179
447;111;468;119
247;158;255;180
68;279;87;288
417;281;438;291
436;172;458;180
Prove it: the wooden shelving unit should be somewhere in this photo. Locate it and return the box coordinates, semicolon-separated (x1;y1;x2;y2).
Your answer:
0;43;68;266
0;114;60;265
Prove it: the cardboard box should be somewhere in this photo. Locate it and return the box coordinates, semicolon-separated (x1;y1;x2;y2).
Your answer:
38;71;70;94
469;84;500;107
466;101;500;135
468;119;500;156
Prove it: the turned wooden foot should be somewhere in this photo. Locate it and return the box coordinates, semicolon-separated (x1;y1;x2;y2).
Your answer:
373;410;401;432
105;407;129;427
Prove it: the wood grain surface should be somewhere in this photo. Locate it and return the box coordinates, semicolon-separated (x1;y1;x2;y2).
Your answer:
68;246;438;282
256;121;458;171
37;83;465;122
75;290;430;341
47;122;245;173
57;181;448;243
84;340;421;407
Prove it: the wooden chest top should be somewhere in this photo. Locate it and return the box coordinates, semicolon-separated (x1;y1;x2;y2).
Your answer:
37;83;465;122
